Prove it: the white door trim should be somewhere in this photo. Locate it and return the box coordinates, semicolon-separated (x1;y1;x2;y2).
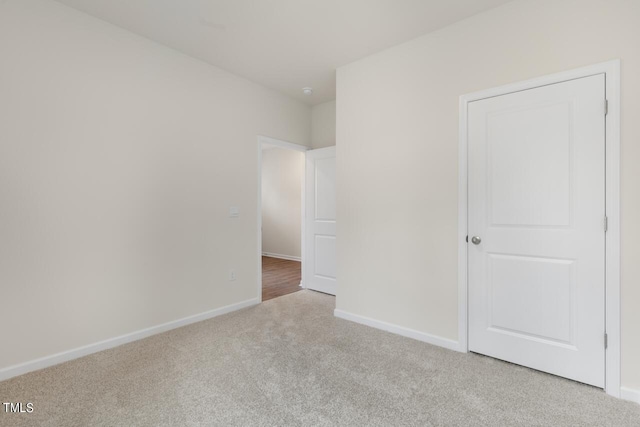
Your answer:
458;60;621;397
257;135;309;301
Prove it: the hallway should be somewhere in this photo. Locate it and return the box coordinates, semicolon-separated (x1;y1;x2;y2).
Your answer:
262;256;301;301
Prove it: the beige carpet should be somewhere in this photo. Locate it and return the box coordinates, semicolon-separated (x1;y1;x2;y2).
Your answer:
1;290;638;427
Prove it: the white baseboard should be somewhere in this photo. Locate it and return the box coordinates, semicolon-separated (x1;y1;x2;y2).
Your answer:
621;387;640;405
0;297;259;383
334;309;638;403
334;309;461;352
262;252;301;262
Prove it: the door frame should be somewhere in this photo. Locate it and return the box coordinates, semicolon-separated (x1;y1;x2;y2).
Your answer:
457;60;621;397
257;135;309;302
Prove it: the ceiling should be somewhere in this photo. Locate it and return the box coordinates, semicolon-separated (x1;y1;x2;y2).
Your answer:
56;0;513;105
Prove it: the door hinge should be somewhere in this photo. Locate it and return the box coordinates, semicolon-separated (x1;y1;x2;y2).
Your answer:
605;333;608;349
604;216;608;232
604;99;609;116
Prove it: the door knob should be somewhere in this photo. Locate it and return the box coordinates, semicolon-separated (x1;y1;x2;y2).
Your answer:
471;236;482;245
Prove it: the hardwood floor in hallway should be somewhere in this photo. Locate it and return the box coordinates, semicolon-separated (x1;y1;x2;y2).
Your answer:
262;256;302;301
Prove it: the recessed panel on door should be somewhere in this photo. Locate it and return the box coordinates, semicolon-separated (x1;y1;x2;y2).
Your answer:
315;158;336;221
488;254;575;346
489;102;572;227
314;235;336;278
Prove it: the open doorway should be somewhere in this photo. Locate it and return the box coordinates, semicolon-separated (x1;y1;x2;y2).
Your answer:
258;136;308;301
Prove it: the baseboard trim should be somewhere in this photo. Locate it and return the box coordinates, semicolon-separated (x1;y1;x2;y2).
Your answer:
0;297;259;383
334;309;637;402
262;252;301;262
334;309;461;352
621;387;640;405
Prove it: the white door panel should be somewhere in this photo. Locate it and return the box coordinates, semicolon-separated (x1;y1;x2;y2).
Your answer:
305;146;337;295
314;157;336;220
468;74;606;387
314;235;336;278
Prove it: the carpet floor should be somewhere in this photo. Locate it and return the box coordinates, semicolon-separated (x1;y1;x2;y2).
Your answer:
1;290;638;426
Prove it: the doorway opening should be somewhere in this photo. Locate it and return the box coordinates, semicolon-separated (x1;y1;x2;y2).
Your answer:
258;136;308;301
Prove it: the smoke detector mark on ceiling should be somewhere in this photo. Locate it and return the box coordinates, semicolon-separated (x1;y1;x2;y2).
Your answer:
302;87;313;96
199;18;226;30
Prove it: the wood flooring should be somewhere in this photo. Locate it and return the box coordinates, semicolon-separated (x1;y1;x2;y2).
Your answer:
262;256;302;301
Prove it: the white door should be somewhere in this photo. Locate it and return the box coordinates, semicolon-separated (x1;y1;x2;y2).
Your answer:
468;74;606;387
305;146;337;295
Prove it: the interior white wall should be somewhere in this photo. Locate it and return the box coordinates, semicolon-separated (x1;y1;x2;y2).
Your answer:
311;100;337;149
261;147;304;259
336;0;640;391
0;0;310;372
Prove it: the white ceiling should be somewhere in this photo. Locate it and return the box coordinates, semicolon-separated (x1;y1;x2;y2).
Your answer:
56;0;513;105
